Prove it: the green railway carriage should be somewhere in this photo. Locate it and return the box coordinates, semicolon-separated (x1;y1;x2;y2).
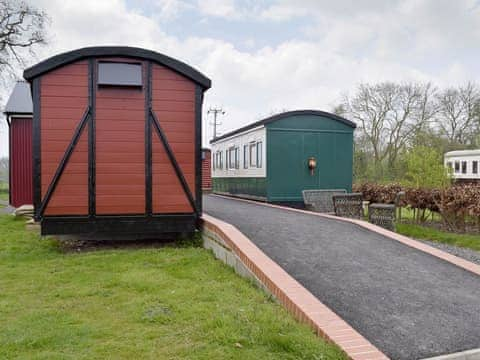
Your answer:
210;110;356;205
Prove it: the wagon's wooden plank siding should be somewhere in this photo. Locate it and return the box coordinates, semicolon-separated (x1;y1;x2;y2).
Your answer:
96;98;145;110
151;63;196;214
95;109;146;121
95;59;146;215
40;61;88;215
152;90;196;102
41;96;88;108
42;74;86;86
152;130;192;213
151;101;194;112
96;184;144;195
41;63;87;74
149;111;195;123
44;127;88;215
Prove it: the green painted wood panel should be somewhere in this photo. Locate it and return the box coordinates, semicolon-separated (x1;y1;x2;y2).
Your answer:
212;177;267;200
266;114;353;202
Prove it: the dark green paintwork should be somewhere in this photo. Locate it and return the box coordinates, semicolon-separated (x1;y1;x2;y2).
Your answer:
266;114;353;202
212;177;267;199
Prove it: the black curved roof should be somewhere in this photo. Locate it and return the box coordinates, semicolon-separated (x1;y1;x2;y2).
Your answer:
23;46;211;89
210;110;356;143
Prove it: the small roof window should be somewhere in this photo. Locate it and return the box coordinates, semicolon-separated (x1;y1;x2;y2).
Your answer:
98;62;142;87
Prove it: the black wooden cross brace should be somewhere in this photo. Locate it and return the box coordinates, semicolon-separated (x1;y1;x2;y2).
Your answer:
38;107;91;217
150;109;198;215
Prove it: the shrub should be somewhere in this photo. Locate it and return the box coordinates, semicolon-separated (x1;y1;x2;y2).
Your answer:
353;182;480;232
402;146;451;189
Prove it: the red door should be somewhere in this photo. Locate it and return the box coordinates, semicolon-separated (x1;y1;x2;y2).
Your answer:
10;117;33;207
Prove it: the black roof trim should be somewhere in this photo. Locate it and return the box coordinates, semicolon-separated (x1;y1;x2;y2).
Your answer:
210;110;356;143
23;46;211;89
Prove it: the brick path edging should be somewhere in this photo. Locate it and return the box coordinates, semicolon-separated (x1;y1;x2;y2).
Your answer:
201;213;389;360
211;194;480;277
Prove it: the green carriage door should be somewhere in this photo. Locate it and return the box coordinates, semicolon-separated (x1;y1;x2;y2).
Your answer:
317;132;336;188
268;130;350;201
302;133;321;189
268;131;321;201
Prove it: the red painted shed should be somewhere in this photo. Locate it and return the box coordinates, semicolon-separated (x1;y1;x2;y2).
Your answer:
4;81;33;208
201;148;212;191
23;46;211;236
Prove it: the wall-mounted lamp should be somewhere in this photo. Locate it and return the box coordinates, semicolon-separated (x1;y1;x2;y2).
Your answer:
308;156;317;176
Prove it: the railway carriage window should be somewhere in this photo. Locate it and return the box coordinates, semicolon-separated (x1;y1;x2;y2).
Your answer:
256;142;262;168
473;161;478;174
461;161;467;174
244;145;248;169
235;147;240;169
98;62;142;87
215;151;223;170
249;142;257;167
212;152;215;170
454;161;460;173
228;147;237;170
446;162;452;171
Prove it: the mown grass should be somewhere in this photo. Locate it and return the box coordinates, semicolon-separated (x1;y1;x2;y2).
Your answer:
397;207;442;222
0;214;345;360
397;222;480;252
0;182;8;201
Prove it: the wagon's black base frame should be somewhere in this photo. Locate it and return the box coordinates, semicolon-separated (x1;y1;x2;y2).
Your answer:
41;214;198;236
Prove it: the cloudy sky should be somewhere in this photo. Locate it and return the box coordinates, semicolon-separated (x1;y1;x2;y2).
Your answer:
1;0;480;156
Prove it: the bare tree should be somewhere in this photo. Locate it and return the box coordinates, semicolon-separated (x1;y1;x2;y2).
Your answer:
341;83;395;168
384;82;437;169
0;0;48;80
341;82;435;178
435;82;480;145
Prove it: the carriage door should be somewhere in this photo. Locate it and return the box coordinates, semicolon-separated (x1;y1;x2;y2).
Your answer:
302;133;320;189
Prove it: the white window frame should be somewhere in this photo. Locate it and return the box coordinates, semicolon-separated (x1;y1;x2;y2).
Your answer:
228;146;239;170
454;161;460;173
235;147;240;169
215;151;223;170
256;141;262;168
243;144;248;169
249;142;257;167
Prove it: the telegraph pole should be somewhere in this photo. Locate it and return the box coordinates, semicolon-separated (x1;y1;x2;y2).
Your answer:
208;107;225;140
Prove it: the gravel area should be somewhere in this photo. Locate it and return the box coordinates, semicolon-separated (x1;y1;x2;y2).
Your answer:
417;238;480;265
0;200;14;214
204;194;480;360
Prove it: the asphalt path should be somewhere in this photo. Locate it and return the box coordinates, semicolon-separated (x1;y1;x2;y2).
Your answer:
204;194;480;360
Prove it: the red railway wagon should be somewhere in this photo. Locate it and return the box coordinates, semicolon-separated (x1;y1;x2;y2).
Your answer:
23;46;211;236
4;81;33;208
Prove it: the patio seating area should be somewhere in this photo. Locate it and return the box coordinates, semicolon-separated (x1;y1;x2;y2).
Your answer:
302;189;403;230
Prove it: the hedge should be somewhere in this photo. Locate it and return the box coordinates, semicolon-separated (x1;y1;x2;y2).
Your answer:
353;183;480;232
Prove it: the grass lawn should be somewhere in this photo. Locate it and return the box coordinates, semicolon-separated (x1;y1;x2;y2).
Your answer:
0;215;345;360
397;222;480;252
0;185;8;201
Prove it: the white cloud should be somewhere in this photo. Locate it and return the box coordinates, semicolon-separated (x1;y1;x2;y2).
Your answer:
152;0;194;21
197;0;237;18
